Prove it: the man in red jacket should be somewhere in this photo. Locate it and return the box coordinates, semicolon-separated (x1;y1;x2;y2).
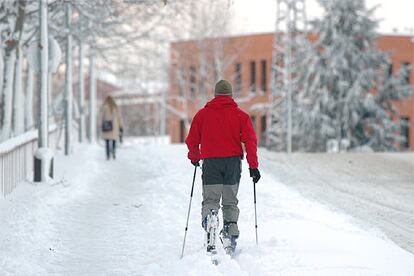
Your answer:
185;79;261;256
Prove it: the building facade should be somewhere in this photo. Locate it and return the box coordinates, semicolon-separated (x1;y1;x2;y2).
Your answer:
168;33;414;150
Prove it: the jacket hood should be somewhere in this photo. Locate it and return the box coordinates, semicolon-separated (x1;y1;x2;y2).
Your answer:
205;96;238;110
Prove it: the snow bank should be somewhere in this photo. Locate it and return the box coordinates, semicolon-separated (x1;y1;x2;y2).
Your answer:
0;125;59;154
260;149;414;255
122;135;170;146
0;129;37;154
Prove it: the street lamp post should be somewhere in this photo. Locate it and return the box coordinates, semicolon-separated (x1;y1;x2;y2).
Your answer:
33;0;52;182
65;1;73;155
38;0;48;148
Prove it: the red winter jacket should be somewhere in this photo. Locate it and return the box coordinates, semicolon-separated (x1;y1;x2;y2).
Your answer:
185;96;259;169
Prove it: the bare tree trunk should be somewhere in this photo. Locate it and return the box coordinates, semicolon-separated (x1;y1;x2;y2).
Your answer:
47;72;52;140
198;41;208;107
13;44;24;135
78;41;85;143
25;66;34;130
0;37;4;121
177;64;190;132
0;0;27;141
64;1;73;155
88;49;96;142
160;88;166;136
1;49;16;141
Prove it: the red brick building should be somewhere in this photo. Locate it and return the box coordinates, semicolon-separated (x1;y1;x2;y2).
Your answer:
168;33;414;150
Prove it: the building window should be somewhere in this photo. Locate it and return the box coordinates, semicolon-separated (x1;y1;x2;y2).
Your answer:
179;120;185;143
401;117;410;149
386;63;393;79
235;63;242;96
261;115;267;136
250;61;256;93
199;78;205;96
178;66;186;96
251;115;257;132
401;62;411;84
190;65;196;95
261;60;267;93
199;67;206;96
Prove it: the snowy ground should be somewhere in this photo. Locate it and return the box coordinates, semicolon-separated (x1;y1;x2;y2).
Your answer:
261;151;414;254
1;143;414;275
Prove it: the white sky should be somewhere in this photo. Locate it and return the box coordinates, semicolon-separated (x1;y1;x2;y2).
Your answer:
230;0;414;35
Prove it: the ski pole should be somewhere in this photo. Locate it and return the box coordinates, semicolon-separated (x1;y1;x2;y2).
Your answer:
180;166;197;259
253;180;258;246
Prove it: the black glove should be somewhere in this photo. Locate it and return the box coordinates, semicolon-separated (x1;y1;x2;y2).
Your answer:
249;168;261;183
191;161;200;167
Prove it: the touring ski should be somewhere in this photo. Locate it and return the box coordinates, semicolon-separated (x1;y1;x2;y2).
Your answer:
205;210;219;265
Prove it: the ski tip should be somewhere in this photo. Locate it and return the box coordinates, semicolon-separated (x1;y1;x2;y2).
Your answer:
230;249;242;259
210;252;220;265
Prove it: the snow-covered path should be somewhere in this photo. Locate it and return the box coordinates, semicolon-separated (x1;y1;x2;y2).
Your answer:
1;144;414;275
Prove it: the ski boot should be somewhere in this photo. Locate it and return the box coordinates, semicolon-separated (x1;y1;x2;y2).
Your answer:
219;222;238;257
203;209;219;265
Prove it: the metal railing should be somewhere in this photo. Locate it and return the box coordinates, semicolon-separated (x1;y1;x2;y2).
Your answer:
0;126;61;198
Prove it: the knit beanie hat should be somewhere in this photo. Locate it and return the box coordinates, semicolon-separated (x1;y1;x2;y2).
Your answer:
214;80;233;97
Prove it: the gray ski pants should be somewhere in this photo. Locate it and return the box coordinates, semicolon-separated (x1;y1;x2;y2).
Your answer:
201;156;241;237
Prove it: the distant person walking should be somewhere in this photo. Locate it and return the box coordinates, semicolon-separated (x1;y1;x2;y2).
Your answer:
100;96;122;160
185;80;261;257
